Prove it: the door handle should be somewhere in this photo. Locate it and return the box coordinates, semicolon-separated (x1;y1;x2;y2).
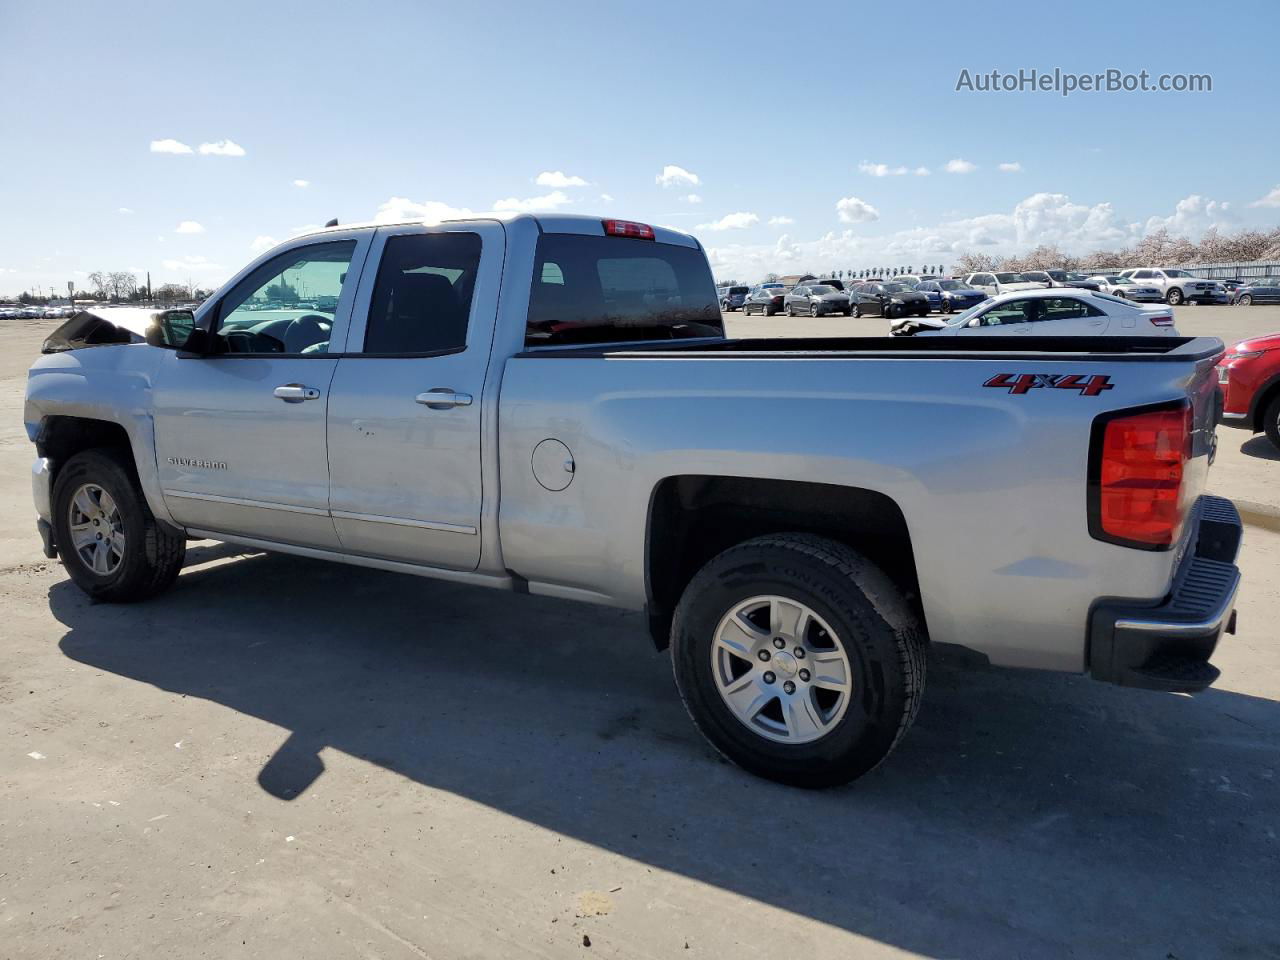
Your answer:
415;388;473;410
274;383;321;402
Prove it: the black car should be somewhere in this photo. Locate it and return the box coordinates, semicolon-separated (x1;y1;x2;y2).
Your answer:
1233;278;1280;305
783;283;851;317
848;281;929;318
1045;269;1102;292
915;279;987;314
717;285;749;311
742;286;787;316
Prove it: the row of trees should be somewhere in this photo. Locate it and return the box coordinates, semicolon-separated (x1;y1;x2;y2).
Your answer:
952;225;1280;277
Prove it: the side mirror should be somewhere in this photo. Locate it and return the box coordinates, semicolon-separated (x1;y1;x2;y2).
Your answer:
145;309;201;351
967;317;983;328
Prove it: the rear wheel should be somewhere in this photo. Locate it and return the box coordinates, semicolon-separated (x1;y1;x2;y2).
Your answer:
1240;295;1253;306
52;448;185;602
853;304;863;318
1265;393;1280;450
670;534;925;787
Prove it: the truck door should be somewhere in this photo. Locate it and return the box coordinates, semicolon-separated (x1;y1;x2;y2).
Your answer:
151;233;370;549
324;223;502;571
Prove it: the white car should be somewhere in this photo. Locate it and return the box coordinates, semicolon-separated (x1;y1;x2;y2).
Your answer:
1088;275;1164;302
962;271;1052;297
1118;268;1227;306
892;288;1179;337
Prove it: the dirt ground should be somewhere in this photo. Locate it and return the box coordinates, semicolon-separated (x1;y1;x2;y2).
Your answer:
2;312;1278;959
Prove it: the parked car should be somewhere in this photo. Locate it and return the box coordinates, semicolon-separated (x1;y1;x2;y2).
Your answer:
1088;275;1164;302
1231;278;1280;306
891;288;1177;337
1118;268;1227;306
742;287;787;316
1217;332;1280;449
894;275;922;288
813;278;846;291
962;271;1051;297
914;279;987;314
849;281;930;318
718;285;749;312
1056;271;1103;292
1220;278;1249;299
784;283;851;317
24;212;1241;788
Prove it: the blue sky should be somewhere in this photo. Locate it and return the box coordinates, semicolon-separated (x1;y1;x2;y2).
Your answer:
2;0;1278;294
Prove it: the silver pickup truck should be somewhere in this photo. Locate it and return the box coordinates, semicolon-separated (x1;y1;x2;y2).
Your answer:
24;213;1243;787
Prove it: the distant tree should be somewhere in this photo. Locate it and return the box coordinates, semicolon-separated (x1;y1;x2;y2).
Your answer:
952;252;1000;275
265;280;298;302
87;271;110;300
108;271;137;301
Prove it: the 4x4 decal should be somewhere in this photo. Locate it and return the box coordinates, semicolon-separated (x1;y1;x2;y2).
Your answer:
983;373;1114;397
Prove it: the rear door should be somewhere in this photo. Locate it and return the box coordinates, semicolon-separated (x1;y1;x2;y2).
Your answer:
1036;295;1109;335
324;222;502;570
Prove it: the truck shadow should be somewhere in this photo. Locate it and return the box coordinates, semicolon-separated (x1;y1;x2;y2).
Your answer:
1240;435;1280;461
52;550;1279;958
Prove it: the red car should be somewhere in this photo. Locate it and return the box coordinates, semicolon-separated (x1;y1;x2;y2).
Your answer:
1217;331;1280;449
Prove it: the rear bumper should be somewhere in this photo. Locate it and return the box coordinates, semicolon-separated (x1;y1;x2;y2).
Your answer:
1088;495;1242;693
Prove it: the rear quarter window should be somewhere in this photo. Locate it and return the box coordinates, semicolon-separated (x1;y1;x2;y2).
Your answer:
526;234;723;347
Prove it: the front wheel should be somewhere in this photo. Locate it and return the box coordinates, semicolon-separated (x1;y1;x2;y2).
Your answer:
941;300;953;314
1166;288;1184;306
1240;295;1253;306
810;304;820;318
853;304;863;318
670;534;926;787
1265;392;1280;450
52;448;186;602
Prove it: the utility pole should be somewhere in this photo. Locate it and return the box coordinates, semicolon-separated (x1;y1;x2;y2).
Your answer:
146;271;152;302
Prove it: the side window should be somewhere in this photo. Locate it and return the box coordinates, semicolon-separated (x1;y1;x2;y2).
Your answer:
980;298;1037;325
1133;270;1153;280
363;232;482;355
216;240;357;354
1041;297;1104;320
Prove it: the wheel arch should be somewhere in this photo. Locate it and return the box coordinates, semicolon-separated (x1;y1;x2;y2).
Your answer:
1251;373;1280;432
643;475;924;649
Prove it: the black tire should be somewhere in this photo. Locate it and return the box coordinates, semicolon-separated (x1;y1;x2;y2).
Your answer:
52;447;186;602
941;300;952;314
1166;288;1183;306
670;533;926;788
810;304;820;318
763;306;773;317
1265;392;1280;451
853;304;863;318
842;309;852;317
787;304;796;317
1240;295;1253;307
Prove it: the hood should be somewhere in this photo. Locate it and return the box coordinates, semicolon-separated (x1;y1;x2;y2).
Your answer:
40;307;155;352
1233;332;1280;353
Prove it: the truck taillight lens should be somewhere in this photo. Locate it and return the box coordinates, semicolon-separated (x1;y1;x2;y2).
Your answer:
1088;402;1192;549
602;219;655;240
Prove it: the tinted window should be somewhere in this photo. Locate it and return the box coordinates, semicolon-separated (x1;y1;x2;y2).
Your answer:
1041;297;1104;319
364;232;481;355
980;299;1038;325
217;240;357;354
729;286;749;294
994;272;1024;283
527;234;722;346
809;285;836;294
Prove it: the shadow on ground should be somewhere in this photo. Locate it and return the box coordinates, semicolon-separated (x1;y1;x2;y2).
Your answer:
1241;435;1280;462
53;550;1280;958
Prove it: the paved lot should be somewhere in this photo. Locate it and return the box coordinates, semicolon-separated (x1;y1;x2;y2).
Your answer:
2;313;1278;959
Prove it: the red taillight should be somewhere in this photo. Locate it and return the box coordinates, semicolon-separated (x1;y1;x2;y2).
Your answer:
772;295;784;303
1089;403;1192;548
1148;313;1174;326
602;219;655;240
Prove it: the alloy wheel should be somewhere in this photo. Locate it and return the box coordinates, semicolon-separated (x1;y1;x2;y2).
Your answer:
67;483;126;575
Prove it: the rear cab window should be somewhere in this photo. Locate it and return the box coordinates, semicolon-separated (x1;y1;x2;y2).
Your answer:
526;234;723;347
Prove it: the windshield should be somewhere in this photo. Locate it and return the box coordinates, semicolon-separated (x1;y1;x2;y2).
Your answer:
880;283;909;293
1047;271;1068;281
1022;272;1050;281
728;286;748;295
937;280;969;291
947;300;991;326
809;285;836;294
1105;276;1130;283
995;273;1024;283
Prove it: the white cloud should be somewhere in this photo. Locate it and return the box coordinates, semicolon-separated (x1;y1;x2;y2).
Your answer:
1144;194;1231;236
1250;185;1280;208
599;193;615;203
118;207;134;214
945;158;977;174
998;162;1022;173
161;255;223;274
249;235;278;254
858;162;908;177
682;193;703;204
175;220;205;234
372;198;476;224
293;179;310;188
836;196;880;224
914;167;931;176
656;164;700;187
492;190;572;213
535;170;589;188
150;138;192;155
198;139;246;157
768;216;794;226
697;211;759;231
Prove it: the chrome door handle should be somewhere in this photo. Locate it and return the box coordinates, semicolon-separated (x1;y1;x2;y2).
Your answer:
274;383;321;402
416;389;473;410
